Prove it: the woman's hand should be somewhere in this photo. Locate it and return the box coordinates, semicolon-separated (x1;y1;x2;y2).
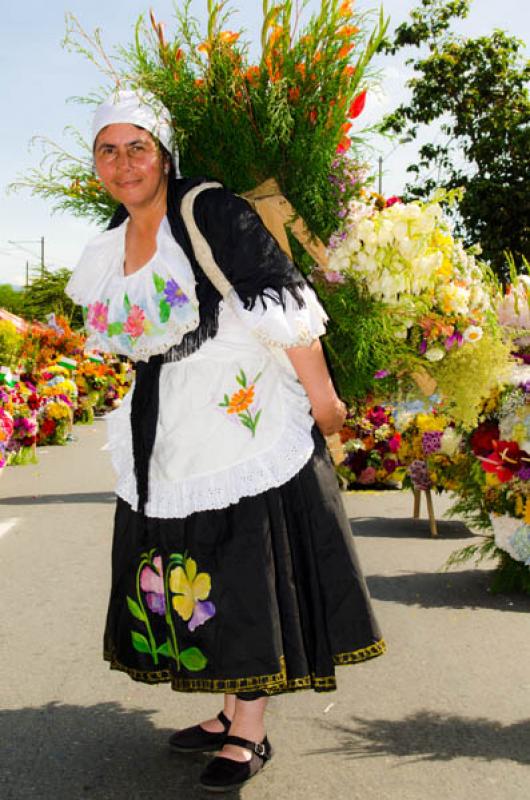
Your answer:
311;396;347;436
285;340;347;436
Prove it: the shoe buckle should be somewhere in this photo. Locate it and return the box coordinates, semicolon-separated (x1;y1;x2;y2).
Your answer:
254;742;266;757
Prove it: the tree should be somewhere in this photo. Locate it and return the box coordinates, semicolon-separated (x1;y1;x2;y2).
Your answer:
20;268;83;328
381;0;530;279
0;284;24;315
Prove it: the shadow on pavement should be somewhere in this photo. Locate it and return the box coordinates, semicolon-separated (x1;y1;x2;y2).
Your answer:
350;516;473;539
366;570;530;612
312;711;530;765
0;492;116;506
0;701;240;800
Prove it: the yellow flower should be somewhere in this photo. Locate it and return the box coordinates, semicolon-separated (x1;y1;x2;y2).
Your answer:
169;557;211;621
485;473;501;488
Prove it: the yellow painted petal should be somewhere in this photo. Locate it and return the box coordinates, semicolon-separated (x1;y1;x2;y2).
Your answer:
185;557;197;583
169;565;189;595
172;593;194;621
192;572;211;601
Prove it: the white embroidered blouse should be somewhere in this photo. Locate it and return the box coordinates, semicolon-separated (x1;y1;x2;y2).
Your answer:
66;216;328;519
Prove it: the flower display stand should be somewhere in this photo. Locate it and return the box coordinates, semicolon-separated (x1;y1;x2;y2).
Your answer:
412;488;439;537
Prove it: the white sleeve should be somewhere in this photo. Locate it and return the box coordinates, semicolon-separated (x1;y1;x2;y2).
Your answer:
227;282;328;349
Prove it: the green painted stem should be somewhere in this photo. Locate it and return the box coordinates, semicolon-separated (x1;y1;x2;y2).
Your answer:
164;565;180;669
136;558;159;665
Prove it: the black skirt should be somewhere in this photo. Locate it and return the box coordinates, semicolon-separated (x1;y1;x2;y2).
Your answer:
103;427;385;694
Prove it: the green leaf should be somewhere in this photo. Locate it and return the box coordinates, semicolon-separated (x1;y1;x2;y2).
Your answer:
127;596;147;622
124;293;131;313
157;639;175;658
169;552;185;565
253;410;262;429
236;369;247;387
131;631;151;654
180;647;208;672
153;272;166;293
159;299;171;323
107;321;124;336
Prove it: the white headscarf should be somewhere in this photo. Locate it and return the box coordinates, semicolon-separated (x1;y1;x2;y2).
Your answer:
92;87;180;176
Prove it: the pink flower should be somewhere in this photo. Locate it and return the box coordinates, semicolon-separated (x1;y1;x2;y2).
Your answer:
388;434;401;453
359;466;377;484
324;270;346;284
87;302;108;333
140;556;166;616
124;305;146;338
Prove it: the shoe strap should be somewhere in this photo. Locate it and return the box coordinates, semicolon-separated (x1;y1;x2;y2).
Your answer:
217;711;231;732
224;734;270;760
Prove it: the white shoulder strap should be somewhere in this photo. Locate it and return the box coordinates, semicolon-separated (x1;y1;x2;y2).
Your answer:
180;181;233;299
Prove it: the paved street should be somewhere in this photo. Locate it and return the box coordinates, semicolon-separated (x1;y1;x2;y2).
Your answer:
1;418;529;800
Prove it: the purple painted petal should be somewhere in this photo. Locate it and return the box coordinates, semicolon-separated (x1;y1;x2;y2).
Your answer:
145;592;166;616
444;334;457;351
188;600;216;632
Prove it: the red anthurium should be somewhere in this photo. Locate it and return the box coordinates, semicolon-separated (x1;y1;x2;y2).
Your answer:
480;440;527;483
470;421;500;457
348;89;367;119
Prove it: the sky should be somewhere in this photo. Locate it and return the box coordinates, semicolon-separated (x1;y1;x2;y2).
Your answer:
1;0;529;286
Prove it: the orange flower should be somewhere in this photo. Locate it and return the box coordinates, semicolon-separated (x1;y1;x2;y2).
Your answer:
268;25;284;48
313;51;323;63
197;41;211;55
336;25;360;38
288;86;300;102
336;135;351;154
295;63;306;78
341;121;352;134
309;107;318;125
342;65;356;78
175;48;184;62
219;30;240;45
338;43;354;58
339;0;354;16
195;78;205;88
227;385;255;414
245;65;261;84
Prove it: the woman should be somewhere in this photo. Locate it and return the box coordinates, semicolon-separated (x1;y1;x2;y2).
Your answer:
67;88;385;792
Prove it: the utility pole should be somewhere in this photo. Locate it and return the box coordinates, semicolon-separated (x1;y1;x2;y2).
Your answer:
7;238;45;280
26;261;29;288
41;236;45;276
378;156;383;195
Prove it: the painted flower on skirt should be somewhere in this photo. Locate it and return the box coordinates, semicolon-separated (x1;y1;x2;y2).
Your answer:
123;305;146;338
228;385;255;414
140;555;166;615
87;301;109;333
164;278;189;308
169;557;216;632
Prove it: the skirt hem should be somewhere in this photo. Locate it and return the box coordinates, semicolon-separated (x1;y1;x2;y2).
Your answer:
102;639;386;696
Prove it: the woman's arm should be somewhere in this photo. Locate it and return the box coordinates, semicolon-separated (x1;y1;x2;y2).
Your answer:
286;340;346;436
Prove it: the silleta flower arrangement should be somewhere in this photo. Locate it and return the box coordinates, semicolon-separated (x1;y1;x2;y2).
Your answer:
14;1;386;244
395;409;463;494
318;191;513;421
445;367;530;595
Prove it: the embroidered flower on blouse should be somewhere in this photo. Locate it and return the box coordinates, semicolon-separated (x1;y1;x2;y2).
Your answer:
140;555;166;615
87;301;109;333
164;278;189;308
219;368;262;437
169;557;216;632
123;305;146;338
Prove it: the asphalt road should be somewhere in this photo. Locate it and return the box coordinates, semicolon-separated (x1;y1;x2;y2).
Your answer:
1;418;529;800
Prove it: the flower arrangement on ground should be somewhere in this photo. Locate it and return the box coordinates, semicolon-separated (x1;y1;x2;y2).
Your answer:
396;408;463;494
445;367;530;595
337;403;404;487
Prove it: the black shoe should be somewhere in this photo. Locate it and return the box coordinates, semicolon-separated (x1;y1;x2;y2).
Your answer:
168;711;231;753
199;734;273;792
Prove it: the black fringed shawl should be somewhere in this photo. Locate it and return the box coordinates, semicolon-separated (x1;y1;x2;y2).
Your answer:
107;174;307;516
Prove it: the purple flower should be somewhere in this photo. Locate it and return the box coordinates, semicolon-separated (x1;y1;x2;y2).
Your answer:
374;369;390;379
324;271;346;284
409;459;431;490
517;466;530;481
188;600;216;632
422;430;443;455
419;339;428;355
164;279;189;308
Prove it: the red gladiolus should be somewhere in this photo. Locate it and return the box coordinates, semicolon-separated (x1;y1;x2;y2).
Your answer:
348;89;367;119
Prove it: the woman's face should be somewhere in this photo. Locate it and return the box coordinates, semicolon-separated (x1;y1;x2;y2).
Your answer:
94;123;168;210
